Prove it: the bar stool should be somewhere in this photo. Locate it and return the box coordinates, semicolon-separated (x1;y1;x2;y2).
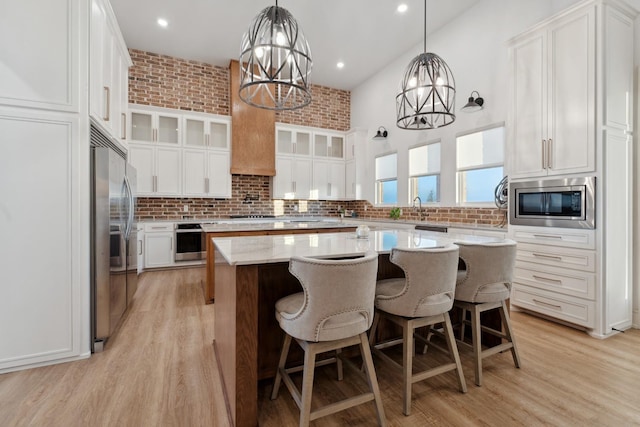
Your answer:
271;251;386;427
370;245;467;416
454;239;521;386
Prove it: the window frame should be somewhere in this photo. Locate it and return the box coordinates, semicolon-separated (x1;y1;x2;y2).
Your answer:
374;151;398;206
455;123;505;206
408;140;441;204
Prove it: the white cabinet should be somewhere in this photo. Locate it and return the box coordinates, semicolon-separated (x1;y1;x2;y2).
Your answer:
90;0;131;143
129;144;181;196
182;114;231;198
128;105;233;198
143;223;175;269
273;125;313;199
312;131;345;200
312;159;345;200
345;129;367;200
129;107;181;145
510;226;597;329
0;0;89;372
508;4;595;179
508;0;635;338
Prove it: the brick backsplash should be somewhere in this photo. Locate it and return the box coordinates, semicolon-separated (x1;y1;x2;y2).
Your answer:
137;175;346;221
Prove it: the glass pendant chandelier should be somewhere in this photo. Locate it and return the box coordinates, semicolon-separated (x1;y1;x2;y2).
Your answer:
396;0;455;129
239;1;312;110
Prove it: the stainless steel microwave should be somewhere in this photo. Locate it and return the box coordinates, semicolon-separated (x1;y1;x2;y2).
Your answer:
510;177;595;229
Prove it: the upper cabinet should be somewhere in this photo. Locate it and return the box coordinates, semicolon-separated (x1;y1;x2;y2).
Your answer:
127;105;231;198
273;126;313;199
90;0;131;144
508;4;595;179
228;60;276;176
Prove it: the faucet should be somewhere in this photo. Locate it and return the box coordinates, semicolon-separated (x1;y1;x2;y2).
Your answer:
412;196;425;221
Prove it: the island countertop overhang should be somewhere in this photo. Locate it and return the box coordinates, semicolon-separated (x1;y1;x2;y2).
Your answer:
213;229;505;266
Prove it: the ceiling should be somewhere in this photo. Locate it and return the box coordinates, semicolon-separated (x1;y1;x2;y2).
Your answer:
109;0;480;91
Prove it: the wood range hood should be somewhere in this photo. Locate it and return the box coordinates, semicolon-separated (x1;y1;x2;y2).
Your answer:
229;60;276;176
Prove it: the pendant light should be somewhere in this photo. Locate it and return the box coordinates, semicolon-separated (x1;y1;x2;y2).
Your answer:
239;1;312;110
396;0;456;129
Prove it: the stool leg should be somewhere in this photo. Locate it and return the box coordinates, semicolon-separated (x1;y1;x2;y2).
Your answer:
299;344;317;427
402;319;413;416
369;311;380;347
359;332;387;427
471;305;483;386
443;312;467;393
336;348;344;381
459;308;467;342
271;333;292;400
499;300;521;368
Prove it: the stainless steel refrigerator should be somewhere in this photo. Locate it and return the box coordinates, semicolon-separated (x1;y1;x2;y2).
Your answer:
90;126;138;352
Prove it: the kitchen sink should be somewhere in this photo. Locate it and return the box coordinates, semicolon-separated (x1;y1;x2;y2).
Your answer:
415;224;448;233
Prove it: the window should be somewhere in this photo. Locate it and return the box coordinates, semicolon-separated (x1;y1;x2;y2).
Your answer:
409;142;440;203
375;153;397;204
456;126;505;204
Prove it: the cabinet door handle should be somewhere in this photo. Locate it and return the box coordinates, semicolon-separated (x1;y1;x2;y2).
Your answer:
205;177;210;193
532;253;563;261
138;239;143;255
153;175;157;192
532;234;562;240
292;181;296;193
532;299;562;310
541;139;546;170
170;237;173;251
327;183;331;197
533;275;563;284
547;138;552;169
205;134;209;147
121;113;127;140
103;86;110;121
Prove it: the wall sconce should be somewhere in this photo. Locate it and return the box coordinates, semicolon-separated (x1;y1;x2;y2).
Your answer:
372;126;388;140
461;91;484;112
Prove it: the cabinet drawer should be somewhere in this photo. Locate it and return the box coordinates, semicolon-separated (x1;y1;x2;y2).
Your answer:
515;262;595;299
510;225;595;249
511;284;595;328
516;243;596;272
144;222;174;232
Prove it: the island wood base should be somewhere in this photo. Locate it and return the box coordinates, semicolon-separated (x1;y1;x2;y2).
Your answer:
213;252;503;427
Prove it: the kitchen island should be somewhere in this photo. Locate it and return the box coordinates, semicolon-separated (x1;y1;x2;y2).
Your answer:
212;229;505;427
201;218;356;303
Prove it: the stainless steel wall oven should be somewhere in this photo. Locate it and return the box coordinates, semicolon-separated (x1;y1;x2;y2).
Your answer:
175;223;205;261
510;176;595;229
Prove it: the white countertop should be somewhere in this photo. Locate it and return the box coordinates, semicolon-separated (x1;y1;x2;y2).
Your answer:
213;229;506;266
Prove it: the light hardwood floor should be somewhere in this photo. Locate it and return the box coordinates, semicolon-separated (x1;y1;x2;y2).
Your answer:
1;269;639;426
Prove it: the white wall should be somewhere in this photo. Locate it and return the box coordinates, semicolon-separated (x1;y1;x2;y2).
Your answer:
351;0;582;206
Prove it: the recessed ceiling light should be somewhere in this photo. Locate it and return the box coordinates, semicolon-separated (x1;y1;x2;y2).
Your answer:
397;4;408;13
337;62;345;69
157;18;168;28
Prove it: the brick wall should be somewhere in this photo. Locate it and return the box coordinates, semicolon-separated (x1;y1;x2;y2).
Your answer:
128;49;229;115
137;175;346;221
275;85;351;131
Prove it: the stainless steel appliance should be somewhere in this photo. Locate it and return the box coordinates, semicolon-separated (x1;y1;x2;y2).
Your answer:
90;125;138;352
175;223;205;262
510;176;595;229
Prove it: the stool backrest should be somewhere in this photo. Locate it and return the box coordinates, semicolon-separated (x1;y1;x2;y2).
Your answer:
284;251;379;342
378;244;460;317
454;239;517;303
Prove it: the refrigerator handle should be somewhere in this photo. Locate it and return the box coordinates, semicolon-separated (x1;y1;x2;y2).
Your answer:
124;175;134;239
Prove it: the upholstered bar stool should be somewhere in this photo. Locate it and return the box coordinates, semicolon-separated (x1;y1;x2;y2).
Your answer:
370;245;467;416
454;239;521;386
271;251;386;427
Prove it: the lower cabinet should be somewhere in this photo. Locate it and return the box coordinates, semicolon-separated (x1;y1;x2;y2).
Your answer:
143;223;175;269
510;225;597;330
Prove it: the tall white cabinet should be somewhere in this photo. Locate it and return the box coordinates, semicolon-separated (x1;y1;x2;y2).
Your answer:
0;0;90;372
507;0;636;337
